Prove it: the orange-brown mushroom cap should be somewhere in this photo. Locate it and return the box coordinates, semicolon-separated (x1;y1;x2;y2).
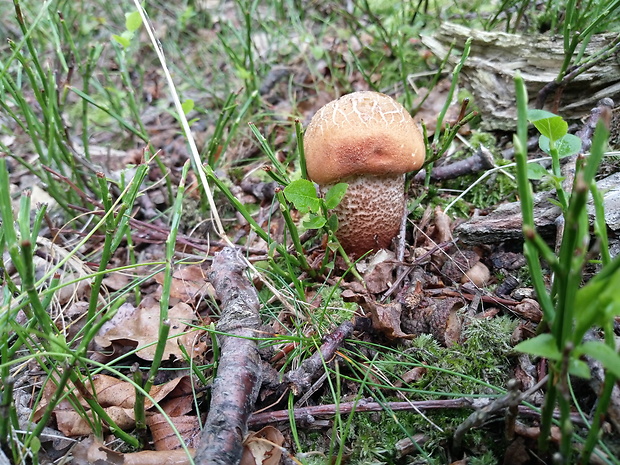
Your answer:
303;91;425;255
304;91;425;185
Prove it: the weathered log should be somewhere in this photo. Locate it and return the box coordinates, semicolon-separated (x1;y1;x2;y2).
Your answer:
421;23;620;130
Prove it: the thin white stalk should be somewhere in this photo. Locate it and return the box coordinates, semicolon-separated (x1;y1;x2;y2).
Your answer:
132;2;301;314
132;0;225;237
444;150;620;215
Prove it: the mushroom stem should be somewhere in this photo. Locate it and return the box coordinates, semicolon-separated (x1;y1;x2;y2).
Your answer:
324;174;406;255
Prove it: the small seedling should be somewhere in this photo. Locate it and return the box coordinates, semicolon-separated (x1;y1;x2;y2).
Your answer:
283;179;347;231
111;10;142;49
525;110;582;204
514;74;620;462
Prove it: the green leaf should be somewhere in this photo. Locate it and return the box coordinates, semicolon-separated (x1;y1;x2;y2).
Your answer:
111;34;130;48
574;265;620;341
569;359;591;379
539;134;581;157
125;10;143;32
181;99;194;115
311;45;324;60
303;215;326;230
327;213;339;232
527;109;557;122
556;134;582;157
29;436;41;454
283;179;320;213
578;341;620;379
324;183;348;209
538;135;551;154
526;162;549;180
527;110;567;141
514;333;561;360
547;197;565;209
236;66;252;81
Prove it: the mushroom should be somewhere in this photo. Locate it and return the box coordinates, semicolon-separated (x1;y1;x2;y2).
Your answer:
303;91;425;255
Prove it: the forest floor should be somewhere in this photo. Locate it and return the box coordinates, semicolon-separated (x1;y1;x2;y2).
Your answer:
1;1;620;464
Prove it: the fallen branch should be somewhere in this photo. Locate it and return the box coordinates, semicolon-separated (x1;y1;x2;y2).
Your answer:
194;247;262;465
248;398;474;427
414;146;495;182
285;320;354;395
247;395;586;429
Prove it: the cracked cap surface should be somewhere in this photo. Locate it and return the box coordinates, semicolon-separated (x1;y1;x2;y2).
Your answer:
304;91;425;185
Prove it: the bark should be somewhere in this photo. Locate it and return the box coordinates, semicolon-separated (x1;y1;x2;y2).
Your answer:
421;23;620;130
414;147;495;182
194;248;262;465
285;321;354;395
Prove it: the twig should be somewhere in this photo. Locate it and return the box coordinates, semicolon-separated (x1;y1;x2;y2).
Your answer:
453;379;523;452
285;321;354;395
194;248;262;465
535;34;620;110
424;288;521;307
576;98;615;152
66;203;268;255
414;146;495;182
248;398;474;427
501;135;540;160
41;165;102;207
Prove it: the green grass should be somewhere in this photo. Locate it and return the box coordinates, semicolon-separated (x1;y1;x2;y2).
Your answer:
1;1;620;464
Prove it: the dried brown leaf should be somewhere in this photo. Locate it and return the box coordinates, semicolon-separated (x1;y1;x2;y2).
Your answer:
514;298;543;323
363;298;414;340
55;406;135;436
102;272;133;291
362;250;398;294
429;297;464;346
95;297;196;360
156;265;214;302
401;367;427;384
148;413;200;450
240;426;285;465
72;436;194;465
35;374;190;436
158;376;196;417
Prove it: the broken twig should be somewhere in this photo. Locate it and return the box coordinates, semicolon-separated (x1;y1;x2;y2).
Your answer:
194;248;262;465
414;146;495;182
285;320;354;396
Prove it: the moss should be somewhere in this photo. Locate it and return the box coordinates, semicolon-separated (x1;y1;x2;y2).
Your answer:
292;314;518;463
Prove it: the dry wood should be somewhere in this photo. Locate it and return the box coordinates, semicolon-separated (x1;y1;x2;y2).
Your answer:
421;23;620;130
194;248;262;465
285;320;354;395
